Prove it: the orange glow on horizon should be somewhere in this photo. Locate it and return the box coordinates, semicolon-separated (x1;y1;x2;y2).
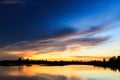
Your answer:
22;49;110;61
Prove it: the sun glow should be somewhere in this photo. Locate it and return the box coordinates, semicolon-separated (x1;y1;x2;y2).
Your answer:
23;49;109;61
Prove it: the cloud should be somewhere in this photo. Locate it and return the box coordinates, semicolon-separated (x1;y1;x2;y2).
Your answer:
38;25;107;42
0;25;110;55
0;74;67;80
0;0;25;4
72;56;110;59
0;52;20;60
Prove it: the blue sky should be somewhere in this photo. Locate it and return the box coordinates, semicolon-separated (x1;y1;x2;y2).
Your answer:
0;0;120;60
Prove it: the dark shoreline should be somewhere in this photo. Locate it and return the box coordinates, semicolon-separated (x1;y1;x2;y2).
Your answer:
0;59;119;72
0;56;119;72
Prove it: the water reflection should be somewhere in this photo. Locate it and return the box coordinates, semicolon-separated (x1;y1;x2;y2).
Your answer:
0;65;119;80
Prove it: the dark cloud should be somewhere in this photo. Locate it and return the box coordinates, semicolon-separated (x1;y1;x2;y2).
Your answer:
72;56;110;59
0;26;110;53
0;0;25;4
0;74;67;80
0;52;20;60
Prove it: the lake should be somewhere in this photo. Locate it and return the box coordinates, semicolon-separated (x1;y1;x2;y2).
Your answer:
0;65;119;80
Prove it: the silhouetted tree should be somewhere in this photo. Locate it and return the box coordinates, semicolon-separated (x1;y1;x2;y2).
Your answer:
103;58;106;62
109;56;116;62
18;57;22;62
116;56;120;61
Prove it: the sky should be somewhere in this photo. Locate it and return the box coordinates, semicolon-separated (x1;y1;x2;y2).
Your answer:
0;0;120;60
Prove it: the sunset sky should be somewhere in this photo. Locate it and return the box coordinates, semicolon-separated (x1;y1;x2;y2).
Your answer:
0;0;120;61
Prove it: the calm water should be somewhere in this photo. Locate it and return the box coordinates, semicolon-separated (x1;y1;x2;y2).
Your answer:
0;65;119;80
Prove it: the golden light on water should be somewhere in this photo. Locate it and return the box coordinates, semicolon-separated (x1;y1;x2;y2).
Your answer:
6;65;120;80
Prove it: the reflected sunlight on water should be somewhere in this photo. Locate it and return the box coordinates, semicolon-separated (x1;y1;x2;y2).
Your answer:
0;65;119;80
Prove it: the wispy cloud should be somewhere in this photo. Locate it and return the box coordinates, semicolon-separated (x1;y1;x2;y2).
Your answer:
0;24;110;55
0;51;20;60
0;0;25;4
